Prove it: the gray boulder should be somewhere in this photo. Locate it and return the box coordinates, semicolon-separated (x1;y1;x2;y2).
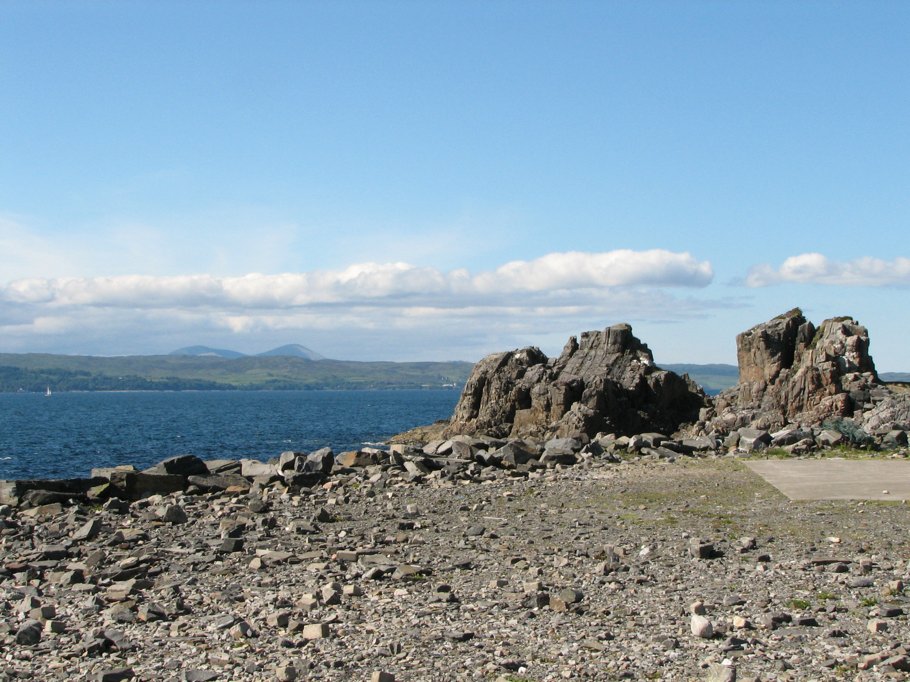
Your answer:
145;455;208;477
306;447;335;474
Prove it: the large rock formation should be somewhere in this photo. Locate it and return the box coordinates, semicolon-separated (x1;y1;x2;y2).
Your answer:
710;308;887;432
425;308;907;448
445;323;706;440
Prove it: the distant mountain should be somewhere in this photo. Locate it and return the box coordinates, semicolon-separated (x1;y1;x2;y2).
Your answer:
169;345;247;359
170;343;328;360
257;344;326;361
882;372;910;383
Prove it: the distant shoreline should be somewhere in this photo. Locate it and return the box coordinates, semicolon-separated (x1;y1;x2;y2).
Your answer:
0;352;475;393
2;385;464;394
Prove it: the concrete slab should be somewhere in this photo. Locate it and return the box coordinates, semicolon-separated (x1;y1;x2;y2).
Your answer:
744;459;910;501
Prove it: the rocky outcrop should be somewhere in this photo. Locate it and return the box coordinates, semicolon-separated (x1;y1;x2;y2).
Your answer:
709;308;887;432
445;323;706;440
438;308;906;449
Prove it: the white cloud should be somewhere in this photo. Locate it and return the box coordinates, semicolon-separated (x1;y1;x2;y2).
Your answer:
0;249;712;311
0;249;721;358
475;250;712;293
746;253;910;287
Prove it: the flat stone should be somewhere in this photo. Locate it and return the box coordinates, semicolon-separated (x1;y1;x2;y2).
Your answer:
183;671;219;682
302;623;330;640
97;670;135;682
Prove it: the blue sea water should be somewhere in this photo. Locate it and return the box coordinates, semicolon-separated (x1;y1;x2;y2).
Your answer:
0;389;459;481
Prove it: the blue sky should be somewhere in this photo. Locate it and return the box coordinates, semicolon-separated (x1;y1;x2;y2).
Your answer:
1;1;908;369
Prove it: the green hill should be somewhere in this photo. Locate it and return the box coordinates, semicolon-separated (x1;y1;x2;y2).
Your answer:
662;363;738;395
4;352;892;395
0;353;473;392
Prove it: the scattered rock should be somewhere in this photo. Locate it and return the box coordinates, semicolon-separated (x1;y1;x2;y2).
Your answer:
691;614;714;639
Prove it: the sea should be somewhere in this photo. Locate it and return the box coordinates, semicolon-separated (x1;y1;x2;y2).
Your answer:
0;389;460;481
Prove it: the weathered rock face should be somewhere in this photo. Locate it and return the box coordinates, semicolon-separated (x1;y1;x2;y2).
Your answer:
445;323;706;440
711;308;884;431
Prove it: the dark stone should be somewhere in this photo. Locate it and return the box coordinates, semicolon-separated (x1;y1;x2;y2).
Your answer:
688;538;716;559
496;442;536;468
186;473;251;493
107;471;186;500
305;447;335;474
147;455;208;477
0;477;108;507
15;619;41;644
219;538;244;553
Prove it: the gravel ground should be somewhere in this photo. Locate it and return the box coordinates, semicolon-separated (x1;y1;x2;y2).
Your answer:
3;454;910;681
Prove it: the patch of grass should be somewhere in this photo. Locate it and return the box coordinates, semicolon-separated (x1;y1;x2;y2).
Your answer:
861;597;878;607
817;591;837;601
764;447;792;459
788;598;811;610
815;447;876;460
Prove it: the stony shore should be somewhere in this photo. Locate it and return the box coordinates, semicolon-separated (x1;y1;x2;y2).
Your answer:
3;443;910;681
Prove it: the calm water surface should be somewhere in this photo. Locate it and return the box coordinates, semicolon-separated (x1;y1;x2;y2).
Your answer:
0;390;459;480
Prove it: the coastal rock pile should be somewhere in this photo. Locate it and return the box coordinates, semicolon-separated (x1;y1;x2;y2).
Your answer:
709;308;887;432
424;307;910;455
446;323;706;441
3;451;910;680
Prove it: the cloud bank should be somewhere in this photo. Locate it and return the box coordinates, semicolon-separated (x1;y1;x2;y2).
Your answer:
1;249;712;310
0;250;715;357
746;253;910;287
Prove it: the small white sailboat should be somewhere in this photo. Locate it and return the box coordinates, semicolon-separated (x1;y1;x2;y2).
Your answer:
45;386;52;397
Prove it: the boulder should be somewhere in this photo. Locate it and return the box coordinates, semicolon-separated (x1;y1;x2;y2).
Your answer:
494;442;537;469
239;459;276;479
737;428;771;452
277;451;305;472
336;450;378;468
306;447;335;474
144;455;208;477
445;324;706;439
186;473;251;493
106;471;186;500
0;477;109;507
